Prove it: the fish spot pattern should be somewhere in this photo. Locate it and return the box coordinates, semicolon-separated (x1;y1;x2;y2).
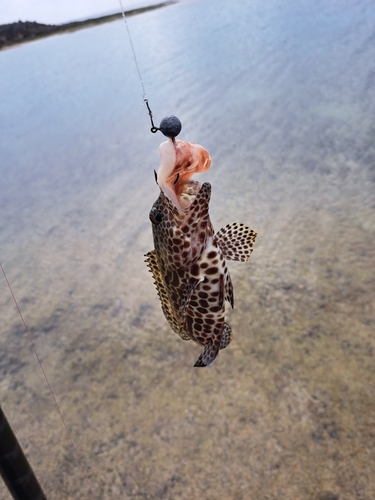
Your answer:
147;182;257;367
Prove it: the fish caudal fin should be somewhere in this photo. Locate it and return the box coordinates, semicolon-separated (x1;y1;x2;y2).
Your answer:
214;223;257;262
194;339;221;367
220;323;232;350
194;323;232;367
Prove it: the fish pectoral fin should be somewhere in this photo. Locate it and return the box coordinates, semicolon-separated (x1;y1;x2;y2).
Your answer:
214;223;257;262
224;273;234;308
218;274;225;309
220;323;232;350
194;339;221;367
145;251;190;341
218;273;234;309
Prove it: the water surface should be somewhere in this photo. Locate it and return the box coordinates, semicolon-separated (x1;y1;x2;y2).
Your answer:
1;0;375;498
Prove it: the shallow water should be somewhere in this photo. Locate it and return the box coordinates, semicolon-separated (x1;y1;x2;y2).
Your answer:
1;0;375;498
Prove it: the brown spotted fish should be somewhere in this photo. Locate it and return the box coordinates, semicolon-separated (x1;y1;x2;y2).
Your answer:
145;138;257;367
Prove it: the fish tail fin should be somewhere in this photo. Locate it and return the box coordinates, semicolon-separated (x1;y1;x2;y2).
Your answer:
220;323;232;350
194;339;220;367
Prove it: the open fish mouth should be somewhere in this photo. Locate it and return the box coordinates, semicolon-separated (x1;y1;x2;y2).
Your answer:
156;138;211;210
178;179;202;209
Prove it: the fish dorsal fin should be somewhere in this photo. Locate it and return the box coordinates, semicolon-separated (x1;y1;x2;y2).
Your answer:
214;223;257;262
145;251;191;341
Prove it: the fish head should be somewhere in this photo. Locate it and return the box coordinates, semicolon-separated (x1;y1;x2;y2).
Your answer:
149;182;213;268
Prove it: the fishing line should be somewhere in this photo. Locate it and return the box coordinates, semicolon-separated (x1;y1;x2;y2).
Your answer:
0;262;95;497
118;0;158;131
119;0;147;99
118;0;182;139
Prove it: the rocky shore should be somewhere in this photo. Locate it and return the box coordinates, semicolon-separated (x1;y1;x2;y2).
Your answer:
0;1;175;50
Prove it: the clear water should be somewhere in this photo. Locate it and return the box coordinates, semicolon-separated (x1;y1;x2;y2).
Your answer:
1;0;375;498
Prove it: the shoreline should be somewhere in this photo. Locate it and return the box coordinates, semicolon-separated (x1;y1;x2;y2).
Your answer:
0;1;176;50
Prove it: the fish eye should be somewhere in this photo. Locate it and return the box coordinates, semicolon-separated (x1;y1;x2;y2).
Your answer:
149;210;163;225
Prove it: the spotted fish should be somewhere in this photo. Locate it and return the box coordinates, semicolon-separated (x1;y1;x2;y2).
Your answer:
145;139;257;367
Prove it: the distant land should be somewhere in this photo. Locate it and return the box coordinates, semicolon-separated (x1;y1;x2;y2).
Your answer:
0;1;175;50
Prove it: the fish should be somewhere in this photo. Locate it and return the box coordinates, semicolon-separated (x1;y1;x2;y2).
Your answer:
145;138;257;367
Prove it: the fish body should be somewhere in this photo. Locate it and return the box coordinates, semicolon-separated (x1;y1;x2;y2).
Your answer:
146;139;257;367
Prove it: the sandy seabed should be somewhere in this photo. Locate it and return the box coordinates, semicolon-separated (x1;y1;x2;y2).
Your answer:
1;0;375;498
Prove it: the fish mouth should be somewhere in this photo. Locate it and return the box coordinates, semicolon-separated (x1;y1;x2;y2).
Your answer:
178;179;202;209
156;138;211;210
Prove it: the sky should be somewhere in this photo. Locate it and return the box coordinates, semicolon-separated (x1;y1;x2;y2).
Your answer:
0;0;168;25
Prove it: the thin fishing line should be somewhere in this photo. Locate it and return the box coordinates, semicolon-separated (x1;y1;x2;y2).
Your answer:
119;0;147;100
0;262;95;497
119;0;160;133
